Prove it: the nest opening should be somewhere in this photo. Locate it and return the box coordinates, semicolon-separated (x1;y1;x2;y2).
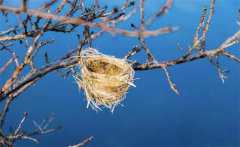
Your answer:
86;59;123;75
73;48;135;112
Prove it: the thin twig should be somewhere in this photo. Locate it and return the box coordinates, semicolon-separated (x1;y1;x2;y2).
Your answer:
68;136;94;147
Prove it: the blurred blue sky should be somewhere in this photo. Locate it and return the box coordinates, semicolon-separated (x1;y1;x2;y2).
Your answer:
0;0;240;147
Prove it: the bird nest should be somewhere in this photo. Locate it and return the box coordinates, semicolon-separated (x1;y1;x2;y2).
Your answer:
74;48;135;111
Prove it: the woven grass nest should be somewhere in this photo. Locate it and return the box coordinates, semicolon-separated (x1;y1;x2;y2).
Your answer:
74;48;135;111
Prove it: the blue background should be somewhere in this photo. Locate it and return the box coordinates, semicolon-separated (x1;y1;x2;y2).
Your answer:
0;0;240;147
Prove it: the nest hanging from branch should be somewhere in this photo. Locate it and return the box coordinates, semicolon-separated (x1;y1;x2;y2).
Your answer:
74;48;135;111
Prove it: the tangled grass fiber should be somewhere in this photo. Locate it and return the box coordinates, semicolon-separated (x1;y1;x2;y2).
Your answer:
74;48;135;111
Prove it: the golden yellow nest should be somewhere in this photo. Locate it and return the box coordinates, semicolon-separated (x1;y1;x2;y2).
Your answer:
74;48;135;111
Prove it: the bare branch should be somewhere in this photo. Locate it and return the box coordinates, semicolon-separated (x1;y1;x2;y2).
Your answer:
146;0;173;25
68;136;94;147
223;51;240;63
0;34;26;41
0;5;176;38
163;67;179;95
